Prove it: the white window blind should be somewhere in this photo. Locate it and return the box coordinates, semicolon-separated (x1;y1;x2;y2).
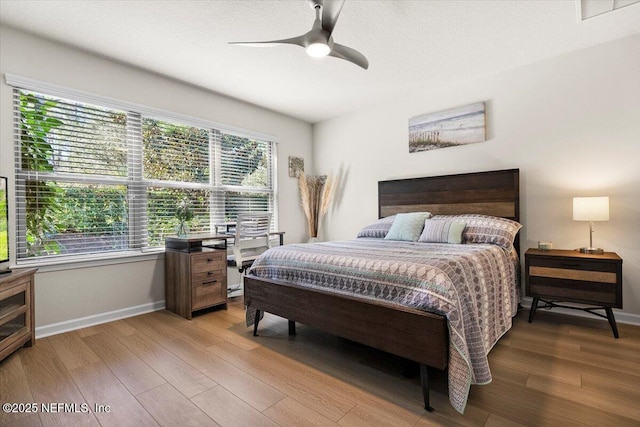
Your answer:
217;130;275;227
11;85;277;263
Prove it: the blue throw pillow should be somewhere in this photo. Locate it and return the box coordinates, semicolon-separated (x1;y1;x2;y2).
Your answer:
384;212;431;242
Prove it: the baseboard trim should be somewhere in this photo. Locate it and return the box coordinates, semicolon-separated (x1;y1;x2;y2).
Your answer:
35;300;166;338
520;297;640;326
33;298;640;338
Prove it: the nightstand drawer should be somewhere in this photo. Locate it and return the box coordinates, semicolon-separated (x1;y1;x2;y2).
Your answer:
192;268;226;283
528;277;617;305
191;252;226;274
192;278;226;310
525;255;618;274
529;266;617;283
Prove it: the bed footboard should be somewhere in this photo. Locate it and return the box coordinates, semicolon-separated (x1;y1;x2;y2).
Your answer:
244;275;448;411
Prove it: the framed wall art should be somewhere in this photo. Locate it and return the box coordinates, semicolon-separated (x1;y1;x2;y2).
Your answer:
288;156;304;178
409;102;486;153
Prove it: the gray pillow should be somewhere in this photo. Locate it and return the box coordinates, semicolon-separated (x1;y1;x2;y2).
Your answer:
418;219;466;244
431;214;522;250
356;215;396;238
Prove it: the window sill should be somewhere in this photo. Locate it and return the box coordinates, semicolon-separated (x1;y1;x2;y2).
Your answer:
14;249;166;273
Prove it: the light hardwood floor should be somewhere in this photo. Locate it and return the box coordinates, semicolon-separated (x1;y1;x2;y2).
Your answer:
1;298;639;427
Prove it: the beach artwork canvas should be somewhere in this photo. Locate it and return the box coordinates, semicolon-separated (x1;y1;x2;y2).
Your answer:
409;102;486;153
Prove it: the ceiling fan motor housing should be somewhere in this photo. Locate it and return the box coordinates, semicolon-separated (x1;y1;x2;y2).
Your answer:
308;0;323;10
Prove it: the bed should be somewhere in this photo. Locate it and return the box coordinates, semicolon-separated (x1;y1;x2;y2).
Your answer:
244;168;521;414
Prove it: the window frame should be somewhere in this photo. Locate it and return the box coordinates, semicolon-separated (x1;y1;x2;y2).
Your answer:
6;74;278;269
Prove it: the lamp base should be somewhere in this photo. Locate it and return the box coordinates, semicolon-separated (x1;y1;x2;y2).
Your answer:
577;247;604;255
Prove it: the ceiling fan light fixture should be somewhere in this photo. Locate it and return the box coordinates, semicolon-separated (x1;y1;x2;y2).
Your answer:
229;0;368;69
306;42;331;57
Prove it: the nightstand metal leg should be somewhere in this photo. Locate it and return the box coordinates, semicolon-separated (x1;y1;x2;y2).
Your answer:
528;297;539;323
605;308;619;339
288;320;296;336
253;309;261;336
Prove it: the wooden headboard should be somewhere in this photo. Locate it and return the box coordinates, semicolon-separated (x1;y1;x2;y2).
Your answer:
378;168;520;252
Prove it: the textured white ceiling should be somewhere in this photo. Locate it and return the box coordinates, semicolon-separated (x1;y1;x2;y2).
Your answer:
1;0;639;123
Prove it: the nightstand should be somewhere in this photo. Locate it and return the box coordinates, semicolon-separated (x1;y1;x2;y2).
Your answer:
525;248;623;338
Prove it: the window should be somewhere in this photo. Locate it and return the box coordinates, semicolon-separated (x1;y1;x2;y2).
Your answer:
11;83;277;263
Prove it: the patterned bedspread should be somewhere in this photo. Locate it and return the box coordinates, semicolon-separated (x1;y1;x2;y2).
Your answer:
246;238;520;413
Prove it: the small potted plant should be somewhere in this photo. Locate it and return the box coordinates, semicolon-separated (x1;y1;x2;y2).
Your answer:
175;197;193;237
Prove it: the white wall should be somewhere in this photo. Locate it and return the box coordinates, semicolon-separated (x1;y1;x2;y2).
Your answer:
313;35;640;318
0;26;313;330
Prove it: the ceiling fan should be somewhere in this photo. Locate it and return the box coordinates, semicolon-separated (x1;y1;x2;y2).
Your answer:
229;0;369;70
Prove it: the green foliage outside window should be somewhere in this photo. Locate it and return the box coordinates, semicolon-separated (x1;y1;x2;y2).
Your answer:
20;93;64;256
17;90;274;259
19;92;129;257
143;119;210;183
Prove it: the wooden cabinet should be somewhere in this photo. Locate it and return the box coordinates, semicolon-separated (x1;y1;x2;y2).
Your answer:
0;268;36;362
165;248;227;319
525;248;622;337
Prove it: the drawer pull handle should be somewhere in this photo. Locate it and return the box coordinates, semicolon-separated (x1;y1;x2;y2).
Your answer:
202;280;217;286
207;258;213;262
560;262;580;268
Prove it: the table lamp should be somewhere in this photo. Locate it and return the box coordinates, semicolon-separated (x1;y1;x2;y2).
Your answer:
573;196;609;254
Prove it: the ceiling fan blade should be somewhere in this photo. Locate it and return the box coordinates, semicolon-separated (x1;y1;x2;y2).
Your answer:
329;43;369;69
321;0;345;35
228;35;305;48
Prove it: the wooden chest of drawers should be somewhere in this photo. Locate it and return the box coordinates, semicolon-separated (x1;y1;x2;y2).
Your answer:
525;248;622;337
165;248;227;319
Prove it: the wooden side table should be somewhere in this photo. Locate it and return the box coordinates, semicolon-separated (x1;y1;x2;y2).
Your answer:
165;235;229;320
0;268;37;362
525;248;623;338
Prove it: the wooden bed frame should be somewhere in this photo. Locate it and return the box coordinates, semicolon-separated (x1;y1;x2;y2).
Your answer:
244;168;520;411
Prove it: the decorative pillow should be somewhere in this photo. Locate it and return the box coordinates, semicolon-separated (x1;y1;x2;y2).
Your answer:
384;212;432;242
418;219;466;244
356;215;396;238
432;214;522;250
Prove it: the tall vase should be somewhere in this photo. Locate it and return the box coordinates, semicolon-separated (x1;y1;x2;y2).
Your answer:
176;220;189;237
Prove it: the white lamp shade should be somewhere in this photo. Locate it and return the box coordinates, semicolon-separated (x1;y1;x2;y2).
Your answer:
573;197;610;221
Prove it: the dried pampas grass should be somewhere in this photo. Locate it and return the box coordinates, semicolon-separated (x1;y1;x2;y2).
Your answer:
299;172;338;239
